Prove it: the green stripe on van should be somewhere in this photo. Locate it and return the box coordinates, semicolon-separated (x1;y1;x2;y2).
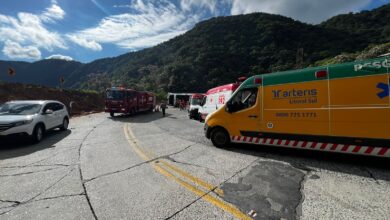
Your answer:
242;56;390;87
329;57;389;80
263;66;327;86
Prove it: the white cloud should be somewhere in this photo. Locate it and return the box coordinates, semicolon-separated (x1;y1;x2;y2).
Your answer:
0;1;66;60
2;0;380;61
2;41;41;60
68;0;205;51
46;54;73;61
113;4;131;8
230;0;372;24
117;30;187;50
69;0;378;53
180;0;218;13
67;35;102;51
40;2;66;23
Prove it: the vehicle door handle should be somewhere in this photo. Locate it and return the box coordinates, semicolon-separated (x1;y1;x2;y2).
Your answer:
248;115;258;118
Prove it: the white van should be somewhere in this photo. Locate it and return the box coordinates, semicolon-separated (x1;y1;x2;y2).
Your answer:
198;83;240;121
188;94;205;120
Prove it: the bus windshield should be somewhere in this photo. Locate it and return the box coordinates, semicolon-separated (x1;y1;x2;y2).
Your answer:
106;90;125;100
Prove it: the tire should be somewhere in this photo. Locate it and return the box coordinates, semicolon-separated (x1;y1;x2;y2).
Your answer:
110;112;114;117
210;128;230;148
60;118;69;131
32;124;44;143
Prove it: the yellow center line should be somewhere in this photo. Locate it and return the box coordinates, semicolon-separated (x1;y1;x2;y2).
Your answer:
123;124;251;220
152;162;251;220
125;124;224;197
158;159;224;197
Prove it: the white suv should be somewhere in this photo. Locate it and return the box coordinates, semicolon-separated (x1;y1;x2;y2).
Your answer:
0;100;69;143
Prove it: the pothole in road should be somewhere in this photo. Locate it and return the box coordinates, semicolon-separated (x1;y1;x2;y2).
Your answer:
221;161;305;220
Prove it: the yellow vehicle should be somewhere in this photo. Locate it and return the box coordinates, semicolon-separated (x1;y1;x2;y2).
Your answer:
205;56;390;158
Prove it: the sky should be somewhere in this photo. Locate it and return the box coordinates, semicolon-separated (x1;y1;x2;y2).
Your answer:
0;0;389;63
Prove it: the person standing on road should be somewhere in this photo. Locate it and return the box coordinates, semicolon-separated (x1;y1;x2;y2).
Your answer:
160;102;167;116
178;99;182;110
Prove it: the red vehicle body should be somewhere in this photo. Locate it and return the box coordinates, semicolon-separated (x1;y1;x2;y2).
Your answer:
105;87;156;117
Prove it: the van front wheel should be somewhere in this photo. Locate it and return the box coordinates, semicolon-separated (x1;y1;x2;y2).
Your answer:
211;128;230;148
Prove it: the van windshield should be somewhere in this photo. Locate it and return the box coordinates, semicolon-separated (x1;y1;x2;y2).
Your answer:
191;98;202;105
106;90;125;100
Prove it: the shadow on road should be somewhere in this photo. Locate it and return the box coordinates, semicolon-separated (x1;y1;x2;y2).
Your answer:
225;143;390;181
0;129;71;160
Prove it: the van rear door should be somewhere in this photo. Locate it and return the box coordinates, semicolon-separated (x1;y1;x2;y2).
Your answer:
328;59;390;140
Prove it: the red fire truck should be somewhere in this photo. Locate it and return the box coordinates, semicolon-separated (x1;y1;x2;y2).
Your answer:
105;87;156;117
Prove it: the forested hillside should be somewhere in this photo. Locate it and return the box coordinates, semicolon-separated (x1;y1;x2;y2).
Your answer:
1;4;389;93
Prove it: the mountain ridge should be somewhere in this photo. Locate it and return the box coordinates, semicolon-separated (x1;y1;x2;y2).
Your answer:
1;4;389;93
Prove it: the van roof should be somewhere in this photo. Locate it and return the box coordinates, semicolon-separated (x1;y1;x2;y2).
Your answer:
206;83;239;95
191;93;205;98
241;56;390;88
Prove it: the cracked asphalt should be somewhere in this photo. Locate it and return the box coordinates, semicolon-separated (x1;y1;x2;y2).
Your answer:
0;109;389;220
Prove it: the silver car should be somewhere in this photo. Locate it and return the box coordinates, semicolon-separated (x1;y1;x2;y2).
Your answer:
0;100;69;143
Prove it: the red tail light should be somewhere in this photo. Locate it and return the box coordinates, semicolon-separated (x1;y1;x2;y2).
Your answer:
315;70;328;78
254;78;262;84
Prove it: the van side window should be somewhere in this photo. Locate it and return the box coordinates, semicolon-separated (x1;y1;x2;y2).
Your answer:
229;88;258;112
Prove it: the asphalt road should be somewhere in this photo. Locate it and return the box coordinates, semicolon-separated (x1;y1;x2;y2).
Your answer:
0;108;389;220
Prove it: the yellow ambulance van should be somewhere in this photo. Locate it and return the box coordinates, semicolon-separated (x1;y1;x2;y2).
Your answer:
204;56;390;158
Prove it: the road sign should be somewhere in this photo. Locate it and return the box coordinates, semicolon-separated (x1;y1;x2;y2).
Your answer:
8;67;15;76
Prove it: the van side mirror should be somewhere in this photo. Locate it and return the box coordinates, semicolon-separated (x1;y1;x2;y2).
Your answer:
225;102;233;113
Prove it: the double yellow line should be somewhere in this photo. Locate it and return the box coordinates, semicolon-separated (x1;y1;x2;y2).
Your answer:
123;124;251;220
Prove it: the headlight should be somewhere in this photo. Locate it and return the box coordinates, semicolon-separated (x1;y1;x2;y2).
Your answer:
12;119;33;127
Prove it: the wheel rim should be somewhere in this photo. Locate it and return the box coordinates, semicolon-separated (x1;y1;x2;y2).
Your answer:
36;127;43;141
214;131;227;146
